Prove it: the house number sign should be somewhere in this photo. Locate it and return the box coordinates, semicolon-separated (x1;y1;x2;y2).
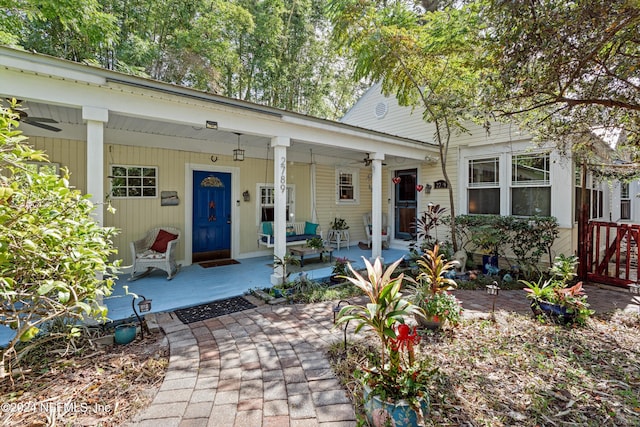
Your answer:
434;179;448;189
280;157;287;193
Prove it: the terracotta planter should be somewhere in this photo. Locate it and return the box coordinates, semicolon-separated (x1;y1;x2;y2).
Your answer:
363;385;429;427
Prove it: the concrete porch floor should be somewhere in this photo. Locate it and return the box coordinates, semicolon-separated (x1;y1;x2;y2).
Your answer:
105;246;408;322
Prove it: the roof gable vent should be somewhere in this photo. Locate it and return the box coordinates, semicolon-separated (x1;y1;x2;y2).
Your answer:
374;102;388;119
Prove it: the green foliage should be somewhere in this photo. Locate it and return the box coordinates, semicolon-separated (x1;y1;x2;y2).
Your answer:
1;0;363;119
306;236;324;249
331;256;350;277
522;255;593;325
480;0;640;152
328;0;487;251
453;214;559;277
335;257;423;366
412;244;462;325
273;253;300;282
0;0;119;62
330;217;349;230
0;105;119;378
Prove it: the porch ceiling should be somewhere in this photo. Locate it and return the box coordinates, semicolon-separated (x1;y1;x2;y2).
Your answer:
12;99;430;166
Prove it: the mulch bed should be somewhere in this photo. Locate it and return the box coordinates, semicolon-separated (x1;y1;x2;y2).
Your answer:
329;310;640;426
0;330;168;426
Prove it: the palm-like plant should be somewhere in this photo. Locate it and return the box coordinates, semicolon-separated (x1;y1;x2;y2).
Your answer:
416;244;457;294
335;257;423;367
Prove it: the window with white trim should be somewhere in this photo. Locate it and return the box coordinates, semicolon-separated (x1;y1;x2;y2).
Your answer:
511;153;551;216
26;161;60;175
620;182;631;220
468;157;500;214
574;171;604;221
110;165;157;198
336;168;359;204
258;184;295;222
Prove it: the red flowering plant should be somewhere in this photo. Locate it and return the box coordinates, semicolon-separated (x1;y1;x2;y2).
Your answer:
335;257;436;421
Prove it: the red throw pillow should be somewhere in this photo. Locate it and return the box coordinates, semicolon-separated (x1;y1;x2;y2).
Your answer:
150;229;178;253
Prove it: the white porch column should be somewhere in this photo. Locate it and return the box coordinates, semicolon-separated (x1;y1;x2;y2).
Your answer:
370;152;384;263
271;136;290;285
82;106;108;226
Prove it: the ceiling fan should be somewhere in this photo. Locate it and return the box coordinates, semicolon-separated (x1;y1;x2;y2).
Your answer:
5;99;61;132
361;153;387;167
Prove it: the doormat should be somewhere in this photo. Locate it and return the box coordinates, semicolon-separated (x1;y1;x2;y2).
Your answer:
174;296;256;324
198;259;240;268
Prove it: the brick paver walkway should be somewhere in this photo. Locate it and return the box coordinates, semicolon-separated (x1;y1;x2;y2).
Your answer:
130;284;639;426
131;301;356;427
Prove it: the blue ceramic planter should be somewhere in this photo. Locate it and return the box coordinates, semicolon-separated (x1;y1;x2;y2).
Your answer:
114;324;137;345
363;385;429;427
531;300;576;324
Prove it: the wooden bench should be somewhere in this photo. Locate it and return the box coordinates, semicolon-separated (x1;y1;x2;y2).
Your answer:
258;221;322;249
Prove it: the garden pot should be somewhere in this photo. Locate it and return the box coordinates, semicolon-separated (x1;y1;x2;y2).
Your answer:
530;300;576;324
415;314;443;330
329;275;343;284
363;385;429;427
114;323;137;345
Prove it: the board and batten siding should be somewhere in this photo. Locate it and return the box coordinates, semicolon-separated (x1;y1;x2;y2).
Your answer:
103;144;314;266
315;164;393;246
28;136;87;192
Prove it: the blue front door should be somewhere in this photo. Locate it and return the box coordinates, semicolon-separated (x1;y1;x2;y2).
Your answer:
193;171;231;258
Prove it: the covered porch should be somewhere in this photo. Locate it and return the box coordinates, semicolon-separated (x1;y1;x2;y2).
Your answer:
104;246;408;322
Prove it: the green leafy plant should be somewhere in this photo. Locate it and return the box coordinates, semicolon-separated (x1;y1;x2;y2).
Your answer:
273;253;300;282
306;236;324;249
335;257;432;421
411;244;463;326
522;254;593;324
0;103;119;379
330;217;349;230
331;257;350;277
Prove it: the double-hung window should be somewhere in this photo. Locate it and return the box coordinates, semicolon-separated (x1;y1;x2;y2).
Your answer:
620;182;631;220
258;185;294;222
336;168;359;204
468;157;500;214
511;153;551;216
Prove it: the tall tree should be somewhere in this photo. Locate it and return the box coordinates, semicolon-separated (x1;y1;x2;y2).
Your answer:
328;0;485;250
481;0;640;153
0;0;118;63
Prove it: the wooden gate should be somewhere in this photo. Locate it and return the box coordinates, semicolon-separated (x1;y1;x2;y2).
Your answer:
585;221;639;287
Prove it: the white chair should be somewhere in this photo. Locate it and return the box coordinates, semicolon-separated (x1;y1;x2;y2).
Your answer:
129;227;181;281
363;212;390;248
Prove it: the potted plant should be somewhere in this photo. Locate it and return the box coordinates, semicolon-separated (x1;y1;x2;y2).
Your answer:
330;257;350;283
522;254;593;324
335;257;434;426
306;236;324;250
273;253;300;285
330;217;349;231
411;244;463;329
470;224;506;273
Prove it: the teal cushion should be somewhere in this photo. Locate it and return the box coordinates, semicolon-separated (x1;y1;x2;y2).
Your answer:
286;225;296;236
262;222;273;236
304;221;319;235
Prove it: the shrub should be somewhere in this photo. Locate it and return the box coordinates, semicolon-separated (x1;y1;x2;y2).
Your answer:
0;103;119;379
